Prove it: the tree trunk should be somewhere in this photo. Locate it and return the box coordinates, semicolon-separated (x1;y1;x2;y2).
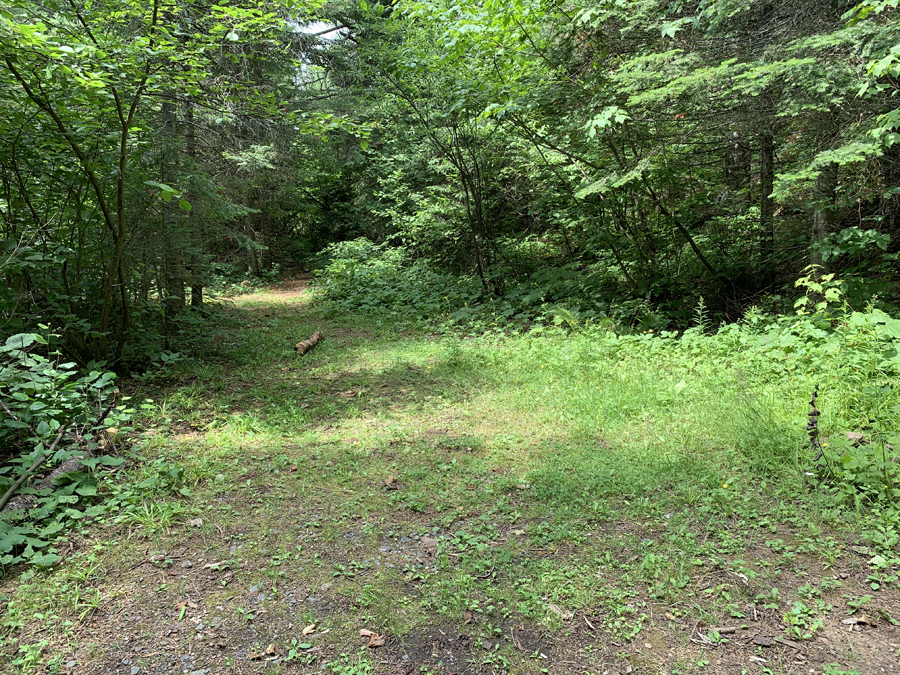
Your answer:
260;210;273;272
183;98;203;306
759;131;775;285
726;130;751;203
244;210;260;276
161;98;184;339
811;162;838;271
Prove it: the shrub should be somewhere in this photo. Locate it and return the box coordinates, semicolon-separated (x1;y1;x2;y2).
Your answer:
313;238;480;320
0;332;130;567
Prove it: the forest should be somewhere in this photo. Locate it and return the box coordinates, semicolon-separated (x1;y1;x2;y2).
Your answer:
2;0;900;673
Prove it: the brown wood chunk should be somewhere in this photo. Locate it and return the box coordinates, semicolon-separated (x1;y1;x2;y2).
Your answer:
294;331;323;355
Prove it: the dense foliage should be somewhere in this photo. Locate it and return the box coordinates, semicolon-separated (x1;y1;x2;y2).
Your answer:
308;0;900;326
0;0;362;566
3;0;899;348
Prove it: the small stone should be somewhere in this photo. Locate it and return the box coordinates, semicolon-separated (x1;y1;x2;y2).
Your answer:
846;431;865;444
131;667;141;675
196;623;205;631
400;536;411;544
229;545;237;555
379;545;391;552
644;642;653;649
67;661;77;669
180;561;193;569
307;597;319;603
249;585;259;593
753;635;773;647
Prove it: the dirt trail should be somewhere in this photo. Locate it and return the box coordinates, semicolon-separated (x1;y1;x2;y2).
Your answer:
263;277;311;302
3;282;900;675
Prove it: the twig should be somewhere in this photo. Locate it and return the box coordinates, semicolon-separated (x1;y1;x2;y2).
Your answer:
0;389;119;512
93;389;120;437
0;423;70;512
0;399;36;435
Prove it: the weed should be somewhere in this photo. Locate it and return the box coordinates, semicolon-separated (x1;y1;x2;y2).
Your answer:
326;651;374;675
845;594;873;614
823;665;862;675
783;601;823;640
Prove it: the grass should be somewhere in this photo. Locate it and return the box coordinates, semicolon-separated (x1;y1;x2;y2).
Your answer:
2;279;899;675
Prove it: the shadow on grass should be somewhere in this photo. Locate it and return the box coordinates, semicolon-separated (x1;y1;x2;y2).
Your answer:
147;293;801;537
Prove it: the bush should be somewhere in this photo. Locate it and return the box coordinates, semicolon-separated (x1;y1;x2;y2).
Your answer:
313;238;480;320
629;304;900;504
0;332;131;567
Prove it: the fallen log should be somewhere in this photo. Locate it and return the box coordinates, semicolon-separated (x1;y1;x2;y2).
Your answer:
294;331;323;355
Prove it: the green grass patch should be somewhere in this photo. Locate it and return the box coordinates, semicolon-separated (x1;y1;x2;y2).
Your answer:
3;281;899;674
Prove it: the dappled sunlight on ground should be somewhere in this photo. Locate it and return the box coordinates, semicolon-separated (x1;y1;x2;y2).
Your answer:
3;282;900;675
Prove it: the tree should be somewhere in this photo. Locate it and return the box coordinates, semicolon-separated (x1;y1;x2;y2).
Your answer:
0;0;328;362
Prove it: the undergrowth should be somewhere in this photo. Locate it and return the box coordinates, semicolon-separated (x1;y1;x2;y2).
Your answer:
3;274;900;673
315;248;900;539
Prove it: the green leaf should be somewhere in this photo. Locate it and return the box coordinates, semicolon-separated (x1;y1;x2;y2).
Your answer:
5;333;41;349
83;504;109;517
29;552;61;567
0;531;27;553
179;199;192;212
98;456;127;466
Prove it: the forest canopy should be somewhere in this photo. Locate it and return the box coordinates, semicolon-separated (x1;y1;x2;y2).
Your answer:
1;0;899;357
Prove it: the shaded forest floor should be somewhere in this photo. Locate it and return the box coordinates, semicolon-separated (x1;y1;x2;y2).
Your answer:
4;279;900;675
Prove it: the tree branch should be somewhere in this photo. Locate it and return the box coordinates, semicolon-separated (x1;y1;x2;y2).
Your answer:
0;424;69;513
